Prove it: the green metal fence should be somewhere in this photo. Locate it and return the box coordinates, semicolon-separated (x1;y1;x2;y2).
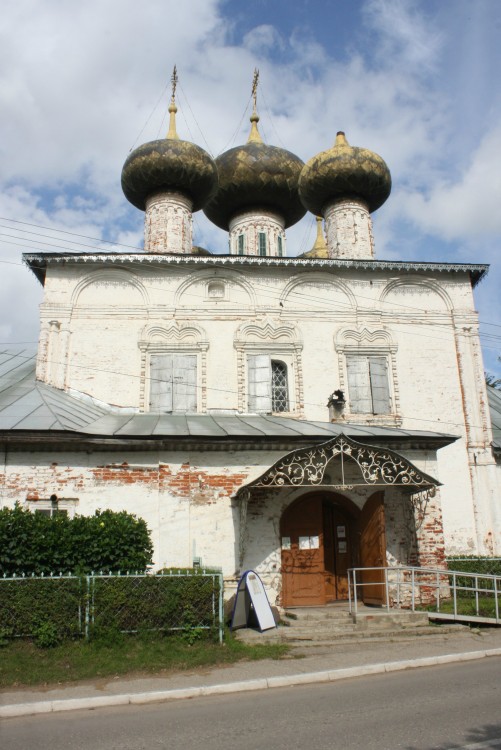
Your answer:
0;570;224;643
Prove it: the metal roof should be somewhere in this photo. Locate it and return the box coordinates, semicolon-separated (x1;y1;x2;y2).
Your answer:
487;385;501;451
0;349;458;448
23;252;489;288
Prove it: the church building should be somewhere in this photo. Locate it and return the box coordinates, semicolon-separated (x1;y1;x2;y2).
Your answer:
1;73;499;607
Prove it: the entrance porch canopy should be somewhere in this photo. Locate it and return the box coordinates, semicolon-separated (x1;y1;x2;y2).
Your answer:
236;433;441;497
235;433;442;567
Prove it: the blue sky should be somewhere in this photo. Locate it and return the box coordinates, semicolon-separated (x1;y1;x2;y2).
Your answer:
0;0;500;375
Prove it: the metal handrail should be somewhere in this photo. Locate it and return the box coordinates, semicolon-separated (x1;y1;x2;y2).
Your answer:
348;565;501;625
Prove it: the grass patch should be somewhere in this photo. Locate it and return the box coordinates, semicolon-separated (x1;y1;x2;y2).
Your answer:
424;595;499;619
0;633;289;689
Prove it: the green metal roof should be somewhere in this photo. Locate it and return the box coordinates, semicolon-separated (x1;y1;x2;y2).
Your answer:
0;349;459;448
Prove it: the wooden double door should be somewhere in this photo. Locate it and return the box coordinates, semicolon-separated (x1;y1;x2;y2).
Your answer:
280;492;386;607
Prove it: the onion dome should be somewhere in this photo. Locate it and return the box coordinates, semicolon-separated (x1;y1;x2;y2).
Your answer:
301;217;329;259
121;76;217;212
299;132;391;215
203;103;306;230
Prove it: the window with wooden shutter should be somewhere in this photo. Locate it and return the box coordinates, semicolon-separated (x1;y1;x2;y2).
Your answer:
346;355;390;414
149;354;197;413
248;354;272;412
368;356;390;414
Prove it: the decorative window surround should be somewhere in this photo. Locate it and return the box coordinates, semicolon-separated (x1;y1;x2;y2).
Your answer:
138;322;209;413
234;318;303;415
206;281;226;300
335;327;401;425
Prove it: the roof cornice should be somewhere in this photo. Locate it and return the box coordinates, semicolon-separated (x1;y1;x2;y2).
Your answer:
23;252;489;287
0;429;457;453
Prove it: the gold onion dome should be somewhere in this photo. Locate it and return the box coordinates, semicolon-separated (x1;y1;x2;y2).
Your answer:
121;76;217;212
203;108;306;230
299;132;391;216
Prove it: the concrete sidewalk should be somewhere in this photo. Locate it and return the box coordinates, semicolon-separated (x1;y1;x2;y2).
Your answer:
2;627;501;718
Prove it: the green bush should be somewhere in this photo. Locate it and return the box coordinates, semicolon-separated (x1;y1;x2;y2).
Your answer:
33;619;61;649
0;505;153;576
446;556;501;597
446;557;501;577
0;576;82;639
0;572;222;643
90;572;221;635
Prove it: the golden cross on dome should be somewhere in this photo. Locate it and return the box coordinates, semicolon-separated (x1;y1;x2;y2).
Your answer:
167;64;179;140
171;64;178;103
251;68;259;112
248;68;262;144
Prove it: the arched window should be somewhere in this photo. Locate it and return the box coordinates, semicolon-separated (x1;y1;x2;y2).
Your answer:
272;360;289;412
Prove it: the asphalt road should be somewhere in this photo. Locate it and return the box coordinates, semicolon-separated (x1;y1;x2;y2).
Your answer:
2;658;501;750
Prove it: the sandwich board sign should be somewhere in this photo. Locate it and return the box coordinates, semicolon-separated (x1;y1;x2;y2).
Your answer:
231;570;276;632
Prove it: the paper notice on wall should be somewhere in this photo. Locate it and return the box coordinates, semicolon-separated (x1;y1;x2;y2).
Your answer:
299;535;320;550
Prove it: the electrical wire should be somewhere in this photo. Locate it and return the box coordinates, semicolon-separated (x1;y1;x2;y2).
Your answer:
2;349;498;434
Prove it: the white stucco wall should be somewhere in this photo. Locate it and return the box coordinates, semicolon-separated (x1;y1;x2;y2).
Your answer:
30;255;500;556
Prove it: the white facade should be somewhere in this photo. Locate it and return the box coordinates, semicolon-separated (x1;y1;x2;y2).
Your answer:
1;101;500;607
25;251;499;560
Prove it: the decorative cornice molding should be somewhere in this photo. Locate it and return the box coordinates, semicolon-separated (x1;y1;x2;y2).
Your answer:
335;326;396;350
173;266;256;308
24;253;489;288
139;321;208;350
234;316;301;346
380;276;453;311
280;272;356;309
70;267;149;306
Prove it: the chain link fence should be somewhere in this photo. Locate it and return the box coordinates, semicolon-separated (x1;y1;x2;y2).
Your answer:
0;570;224;643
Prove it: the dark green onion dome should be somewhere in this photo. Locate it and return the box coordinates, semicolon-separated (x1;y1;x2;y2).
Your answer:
203;111;306;230
121;102;218;212
299;132;391;216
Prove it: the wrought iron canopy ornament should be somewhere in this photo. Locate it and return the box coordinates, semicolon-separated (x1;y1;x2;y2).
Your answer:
241;434;440;493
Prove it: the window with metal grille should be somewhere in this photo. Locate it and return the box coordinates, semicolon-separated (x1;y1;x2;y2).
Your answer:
247;355;290;413
238;234;245;255
277;236;283;257
258;232;267;256
271;360;289;412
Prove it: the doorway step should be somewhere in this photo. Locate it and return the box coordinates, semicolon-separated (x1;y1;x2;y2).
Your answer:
234;604;467;648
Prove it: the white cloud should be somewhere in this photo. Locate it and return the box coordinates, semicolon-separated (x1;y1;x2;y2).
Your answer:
399;125;501;241
0;0;499;357
243;24;284;54
363;0;443;71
